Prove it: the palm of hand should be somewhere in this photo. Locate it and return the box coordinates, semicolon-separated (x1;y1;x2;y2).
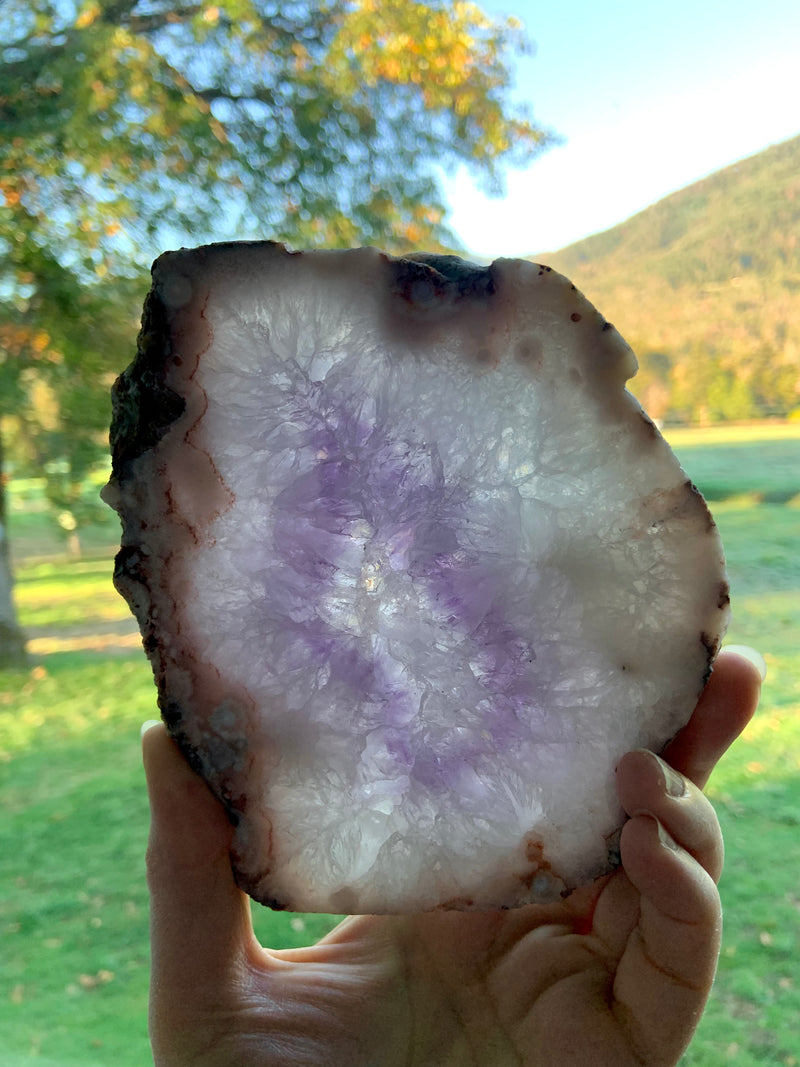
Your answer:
145;653;759;1067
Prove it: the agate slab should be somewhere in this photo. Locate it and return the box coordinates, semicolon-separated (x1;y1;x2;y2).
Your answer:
104;243;729;913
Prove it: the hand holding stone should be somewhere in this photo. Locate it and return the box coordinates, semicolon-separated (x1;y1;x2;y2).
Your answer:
143;649;760;1067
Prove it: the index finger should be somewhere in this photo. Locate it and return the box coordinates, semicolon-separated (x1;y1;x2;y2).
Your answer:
142;724;258;1015
661;650;761;789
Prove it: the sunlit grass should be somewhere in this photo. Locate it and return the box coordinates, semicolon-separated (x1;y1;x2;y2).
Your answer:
0;656;153;761
2;425;799;1066
664;420;800;447
669;434;800;504
670;425;800;1066
15;560;127;630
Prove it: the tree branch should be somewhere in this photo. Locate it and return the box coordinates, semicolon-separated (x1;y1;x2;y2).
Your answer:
193;86;276;106
123;6;206;34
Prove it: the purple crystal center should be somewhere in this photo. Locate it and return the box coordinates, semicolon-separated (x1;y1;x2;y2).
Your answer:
236;379;547;804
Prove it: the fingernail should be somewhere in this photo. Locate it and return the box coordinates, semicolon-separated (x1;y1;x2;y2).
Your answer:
654;817;681;852
722;644;767;681
635;811;681;852
141;719;162;737
653;753;689;798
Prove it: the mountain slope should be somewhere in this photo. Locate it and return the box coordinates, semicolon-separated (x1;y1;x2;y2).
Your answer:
536;135;800;422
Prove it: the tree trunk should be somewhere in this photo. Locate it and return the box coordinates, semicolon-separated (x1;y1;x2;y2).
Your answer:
0;428;28;668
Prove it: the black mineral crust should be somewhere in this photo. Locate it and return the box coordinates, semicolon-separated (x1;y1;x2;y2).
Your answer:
108;285;187;474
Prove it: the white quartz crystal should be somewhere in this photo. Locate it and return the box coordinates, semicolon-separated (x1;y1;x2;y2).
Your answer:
105;244;729;912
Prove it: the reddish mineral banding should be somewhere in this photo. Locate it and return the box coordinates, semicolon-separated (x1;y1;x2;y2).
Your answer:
103;242;729;913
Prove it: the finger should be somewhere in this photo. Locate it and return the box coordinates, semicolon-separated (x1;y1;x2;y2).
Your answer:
142;723;258;1012
593;746;724;964
612;813;721;1064
662;649;761;789
616;749;724;882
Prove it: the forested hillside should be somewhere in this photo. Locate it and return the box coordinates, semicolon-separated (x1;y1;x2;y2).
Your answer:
538;134;800;423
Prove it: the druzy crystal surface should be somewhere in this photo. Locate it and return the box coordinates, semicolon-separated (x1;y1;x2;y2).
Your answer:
105;243;729;913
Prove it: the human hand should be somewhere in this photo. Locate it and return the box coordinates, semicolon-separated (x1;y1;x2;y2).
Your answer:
143;650;761;1066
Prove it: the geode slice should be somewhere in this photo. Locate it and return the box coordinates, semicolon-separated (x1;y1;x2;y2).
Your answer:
104;242;729;913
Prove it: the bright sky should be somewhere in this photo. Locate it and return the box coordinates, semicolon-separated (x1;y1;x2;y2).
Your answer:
444;0;800;257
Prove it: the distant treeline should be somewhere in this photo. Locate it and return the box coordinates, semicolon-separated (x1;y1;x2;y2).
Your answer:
630;340;798;426
541;133;800;425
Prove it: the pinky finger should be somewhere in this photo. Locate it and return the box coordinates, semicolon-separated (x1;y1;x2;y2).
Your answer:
612;813;722;1064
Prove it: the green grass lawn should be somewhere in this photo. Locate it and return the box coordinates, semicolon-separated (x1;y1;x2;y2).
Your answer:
664;425;800;1066
2;423;799;1066
669;424;800;505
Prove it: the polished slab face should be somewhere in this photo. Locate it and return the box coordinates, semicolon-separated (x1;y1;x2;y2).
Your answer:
105;243;729;913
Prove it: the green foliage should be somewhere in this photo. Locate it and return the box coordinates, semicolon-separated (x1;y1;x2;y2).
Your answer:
0;0;553;524
544;135;800;425
1;0;549;254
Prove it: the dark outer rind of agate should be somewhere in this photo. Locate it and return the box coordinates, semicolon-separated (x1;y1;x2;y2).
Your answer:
107;284;186;471
103;247;261;804
104;241;729;912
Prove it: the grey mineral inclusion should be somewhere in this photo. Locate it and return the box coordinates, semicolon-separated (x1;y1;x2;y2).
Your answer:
104;242;730;913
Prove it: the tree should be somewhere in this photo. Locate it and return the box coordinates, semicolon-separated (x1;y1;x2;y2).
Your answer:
629;347;673;424
0;0;554;664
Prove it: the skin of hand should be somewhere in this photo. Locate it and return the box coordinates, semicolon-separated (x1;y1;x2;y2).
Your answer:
143;650;761;1067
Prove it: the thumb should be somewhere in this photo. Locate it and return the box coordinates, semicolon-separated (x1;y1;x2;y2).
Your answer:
142;722;256;1022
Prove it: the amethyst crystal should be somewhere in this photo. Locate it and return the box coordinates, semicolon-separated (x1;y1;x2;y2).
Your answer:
104;243;729;913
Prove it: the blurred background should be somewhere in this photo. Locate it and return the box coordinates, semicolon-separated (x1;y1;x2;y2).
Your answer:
1;1;798;1063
